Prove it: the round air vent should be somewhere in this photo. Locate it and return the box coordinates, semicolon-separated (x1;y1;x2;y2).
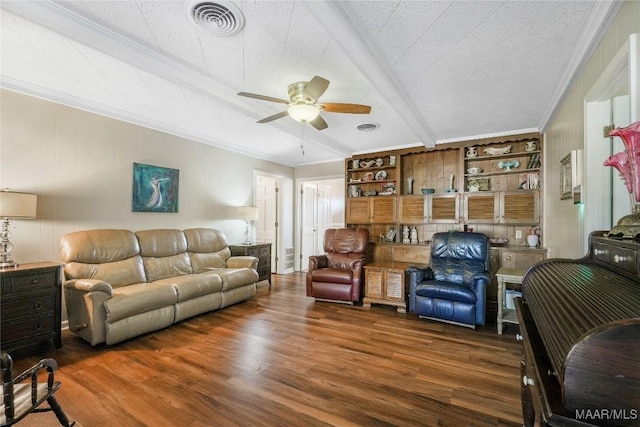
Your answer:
356;123;380;132
185;1;245;36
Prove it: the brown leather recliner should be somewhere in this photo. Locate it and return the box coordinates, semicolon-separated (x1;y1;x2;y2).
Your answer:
306;228;369;303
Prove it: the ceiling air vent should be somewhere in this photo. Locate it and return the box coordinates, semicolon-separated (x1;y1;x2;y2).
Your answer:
185;1;245;36
356;123;379;132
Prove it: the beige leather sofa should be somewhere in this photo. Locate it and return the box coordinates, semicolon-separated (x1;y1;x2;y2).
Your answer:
60;228;259;345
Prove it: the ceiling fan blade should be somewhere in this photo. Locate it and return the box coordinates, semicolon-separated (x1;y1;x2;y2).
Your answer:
237;92;289;105
319;103;371;114
310;115;328;130
304;76;330;101
257;110;289;123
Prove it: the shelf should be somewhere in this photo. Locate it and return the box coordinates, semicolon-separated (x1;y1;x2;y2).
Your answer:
347;165;396;173
348;179;396;185
464;168;540;178
465;150;540;162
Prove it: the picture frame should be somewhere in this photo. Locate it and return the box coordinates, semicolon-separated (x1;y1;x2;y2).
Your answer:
132;162;179;212
385;227;396;242
560;150;582;200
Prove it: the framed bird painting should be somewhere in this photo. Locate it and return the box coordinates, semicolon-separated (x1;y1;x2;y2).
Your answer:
132;163;179;212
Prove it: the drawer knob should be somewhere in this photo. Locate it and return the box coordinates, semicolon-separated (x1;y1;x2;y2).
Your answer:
594;248;606;256
522;375;534;386
31;279;38;284
614;254;630;263
34;323;42;331
33;302;42;310
516;334;523;342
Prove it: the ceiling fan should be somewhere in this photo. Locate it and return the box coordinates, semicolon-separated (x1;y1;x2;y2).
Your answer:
237;75;371;130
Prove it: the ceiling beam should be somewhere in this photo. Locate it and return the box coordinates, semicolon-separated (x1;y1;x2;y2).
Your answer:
304;1;438;148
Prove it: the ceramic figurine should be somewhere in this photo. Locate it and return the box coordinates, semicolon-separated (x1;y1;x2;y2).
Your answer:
466;147;478;158
526;141;537;152
403;226;410;244
410;227;418;244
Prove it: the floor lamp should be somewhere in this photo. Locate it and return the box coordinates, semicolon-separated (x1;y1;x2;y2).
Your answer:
235;206;258;245
0;190;38;268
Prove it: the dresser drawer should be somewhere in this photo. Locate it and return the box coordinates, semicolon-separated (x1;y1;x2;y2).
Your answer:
254;245;271;258
2;270;57;294
1;313;56;343
1;293;57;319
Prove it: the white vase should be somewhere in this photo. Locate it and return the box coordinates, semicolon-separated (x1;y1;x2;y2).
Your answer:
527;234;539;248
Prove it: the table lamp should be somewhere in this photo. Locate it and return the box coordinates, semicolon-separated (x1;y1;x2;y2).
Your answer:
235;206;258;245
0;190;37;268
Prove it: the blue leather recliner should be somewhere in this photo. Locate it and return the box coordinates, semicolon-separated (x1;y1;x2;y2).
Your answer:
407;231;490;328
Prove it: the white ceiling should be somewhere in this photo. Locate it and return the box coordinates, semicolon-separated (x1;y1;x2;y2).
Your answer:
0;1;622;167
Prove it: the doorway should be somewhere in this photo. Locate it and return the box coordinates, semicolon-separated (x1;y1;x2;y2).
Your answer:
255;172;280;273
297;178;345;271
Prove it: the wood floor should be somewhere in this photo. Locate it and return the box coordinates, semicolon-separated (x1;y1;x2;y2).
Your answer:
10;273;523;427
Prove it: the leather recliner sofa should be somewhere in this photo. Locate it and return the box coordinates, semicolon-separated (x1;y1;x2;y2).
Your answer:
60;228;259;345
406;231;490;328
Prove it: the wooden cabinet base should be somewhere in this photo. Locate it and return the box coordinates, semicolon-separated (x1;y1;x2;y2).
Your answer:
363;262;424;313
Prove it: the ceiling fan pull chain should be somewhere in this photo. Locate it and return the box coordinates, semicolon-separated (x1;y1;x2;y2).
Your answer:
300;125;305;156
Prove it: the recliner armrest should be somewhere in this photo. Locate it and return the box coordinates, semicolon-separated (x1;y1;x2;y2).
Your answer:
469;271;490;293
406;266;433;313
308;255;328;272
64;279;113;296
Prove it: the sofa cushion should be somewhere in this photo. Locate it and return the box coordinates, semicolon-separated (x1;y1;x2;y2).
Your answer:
64;256;147;289
61;229;147;287
415;281;477;304
184;228;231;272
105;282;178;322
208;268;258;291
153;272;223;302
136;229;193;282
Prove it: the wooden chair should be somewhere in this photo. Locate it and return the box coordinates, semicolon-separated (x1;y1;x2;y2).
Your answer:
1;351;75;426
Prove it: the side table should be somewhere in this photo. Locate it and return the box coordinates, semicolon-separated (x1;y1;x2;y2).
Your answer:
495;267;526;335
229;243;272;286
0;262;63;352
363;262;426;313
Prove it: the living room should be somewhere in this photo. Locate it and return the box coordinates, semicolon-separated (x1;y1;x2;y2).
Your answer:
1;1;639;426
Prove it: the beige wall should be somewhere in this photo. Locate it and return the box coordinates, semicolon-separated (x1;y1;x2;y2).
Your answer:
542;1;639;259
0;89;294;268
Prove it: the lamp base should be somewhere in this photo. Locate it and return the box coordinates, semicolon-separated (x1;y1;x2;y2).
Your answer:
0;261;18;269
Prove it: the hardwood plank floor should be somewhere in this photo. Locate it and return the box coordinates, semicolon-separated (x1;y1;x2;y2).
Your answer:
9;273;523;427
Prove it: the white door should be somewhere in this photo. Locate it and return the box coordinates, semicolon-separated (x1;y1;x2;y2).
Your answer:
300;183;318;271
256;174;278;272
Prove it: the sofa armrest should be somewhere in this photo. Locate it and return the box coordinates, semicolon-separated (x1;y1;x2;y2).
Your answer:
64;278;113;296
405;266;433;313
227;256;258;270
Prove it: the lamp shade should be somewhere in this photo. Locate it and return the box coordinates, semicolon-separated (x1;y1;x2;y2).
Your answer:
0;191;37;218
287;104;320;123
235;206;258;221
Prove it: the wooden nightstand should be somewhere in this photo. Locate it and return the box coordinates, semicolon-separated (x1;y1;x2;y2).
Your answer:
0;262;63;352
229;243;272;286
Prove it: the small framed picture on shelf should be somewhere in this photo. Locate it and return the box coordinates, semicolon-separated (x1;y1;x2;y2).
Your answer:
386;227;396;242
560;150;581;200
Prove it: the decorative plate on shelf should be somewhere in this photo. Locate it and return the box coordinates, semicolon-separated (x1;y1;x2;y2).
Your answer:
375;170;388;181
363;171;374;181
489;237;509;246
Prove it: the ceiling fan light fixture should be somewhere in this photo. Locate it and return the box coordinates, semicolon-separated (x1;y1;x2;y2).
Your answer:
288;104;320;123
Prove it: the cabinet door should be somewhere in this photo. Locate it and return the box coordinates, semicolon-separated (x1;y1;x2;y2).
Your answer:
428;194;459;223
365;268;384;299
500;191;540;224
384;269;405;302
463;192;499;223
346;198;371;223
371;197;397;223
398;196;426;223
